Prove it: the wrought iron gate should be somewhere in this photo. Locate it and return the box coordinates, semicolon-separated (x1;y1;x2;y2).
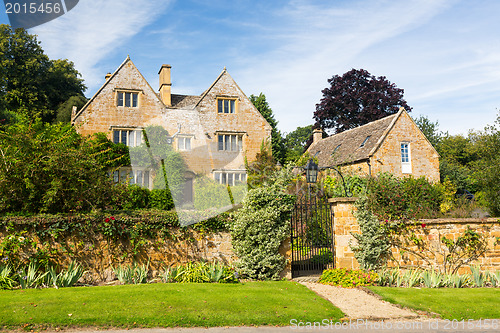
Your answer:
291;190;334;277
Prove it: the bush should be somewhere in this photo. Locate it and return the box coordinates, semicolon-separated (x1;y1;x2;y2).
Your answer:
149;189;174;210
324;174;366;197
0;118;123;214
162;261;238;283
123;185;150;209
230;166;295;280
351;196;391;271
366;173;443;220
319;268;378;288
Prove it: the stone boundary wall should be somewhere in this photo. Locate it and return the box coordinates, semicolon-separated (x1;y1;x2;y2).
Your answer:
329;198;500;272
0;228;292;283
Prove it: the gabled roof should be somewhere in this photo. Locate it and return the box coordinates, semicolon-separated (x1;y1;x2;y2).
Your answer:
72;56;165;122
308;109;405;168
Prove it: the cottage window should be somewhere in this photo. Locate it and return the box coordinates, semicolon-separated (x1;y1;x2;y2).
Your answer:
177;136;192;151
217;98;236;114
111;168;150;188
117;91;139;107
401;142;412;174
218;134;243;152
113;129;143;147
213;170;247;186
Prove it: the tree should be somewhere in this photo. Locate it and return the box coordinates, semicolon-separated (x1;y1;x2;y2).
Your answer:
0;25;86;123
414;115;442;148
472;114;500;215
282;125;313;164
250;93;285;164
437;134;479;190
314;69;411;133
245;140;277;189
55;95;88;123
0;118;120;214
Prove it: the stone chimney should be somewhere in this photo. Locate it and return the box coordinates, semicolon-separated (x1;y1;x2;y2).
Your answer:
313;128;323;144
159;64;172;107
105;73;112;81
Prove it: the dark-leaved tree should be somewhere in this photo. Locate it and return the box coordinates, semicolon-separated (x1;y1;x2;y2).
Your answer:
314;69;411;134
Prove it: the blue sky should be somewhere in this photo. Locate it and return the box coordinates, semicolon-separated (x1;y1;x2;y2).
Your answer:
2;0;500;135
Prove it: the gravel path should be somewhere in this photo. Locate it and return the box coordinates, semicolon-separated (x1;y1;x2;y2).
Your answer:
300;281;422;320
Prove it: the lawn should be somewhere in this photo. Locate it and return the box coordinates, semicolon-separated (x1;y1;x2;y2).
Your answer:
368;287;500;320
0;281;344;329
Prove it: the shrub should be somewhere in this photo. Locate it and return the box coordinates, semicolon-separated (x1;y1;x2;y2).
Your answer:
366;173;443;220
319;268;378;288
123;185;150;209
351;196;391;271
113;262;149;284
324;174;366;198
149;189;174;210
47;262;85;288
0;118;123;214
230;166;295;280
162;261;238;283
0;264;14;290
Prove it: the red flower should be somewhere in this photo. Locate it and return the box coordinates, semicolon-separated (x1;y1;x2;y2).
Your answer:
105;218;110;223
111;216;115;220
421;223;426;228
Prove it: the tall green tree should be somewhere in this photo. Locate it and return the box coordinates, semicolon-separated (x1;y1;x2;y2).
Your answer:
0;25;86;123
282;125;313;164
414;115;442;148
250;93;285;164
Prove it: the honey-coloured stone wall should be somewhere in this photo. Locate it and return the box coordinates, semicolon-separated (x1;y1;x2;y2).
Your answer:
371;111;440;182
329;198;500;272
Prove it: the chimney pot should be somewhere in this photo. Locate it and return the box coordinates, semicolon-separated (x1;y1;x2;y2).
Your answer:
313;128;323;144
105;73;112;81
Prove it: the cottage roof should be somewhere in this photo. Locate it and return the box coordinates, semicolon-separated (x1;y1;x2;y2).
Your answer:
170;94;200;108
308;110;404;168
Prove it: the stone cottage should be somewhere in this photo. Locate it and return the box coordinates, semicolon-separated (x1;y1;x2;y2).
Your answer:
72;56;272;203
307;108;440;182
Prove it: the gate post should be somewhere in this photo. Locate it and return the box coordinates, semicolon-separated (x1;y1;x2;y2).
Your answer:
329;197;360;270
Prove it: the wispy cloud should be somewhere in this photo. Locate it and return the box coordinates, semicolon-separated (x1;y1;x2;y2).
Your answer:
235;0;455;133
31;0;172;91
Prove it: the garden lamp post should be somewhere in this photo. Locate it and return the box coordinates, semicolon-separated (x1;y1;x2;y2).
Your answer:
305;158;318;199
305;158;319;184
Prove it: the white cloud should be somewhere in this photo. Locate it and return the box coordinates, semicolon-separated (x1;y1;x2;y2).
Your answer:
31;0;172;92
234;0;455;133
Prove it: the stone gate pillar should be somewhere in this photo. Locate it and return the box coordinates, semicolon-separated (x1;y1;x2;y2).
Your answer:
329;197;360;270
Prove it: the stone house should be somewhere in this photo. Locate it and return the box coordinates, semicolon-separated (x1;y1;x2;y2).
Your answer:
72;56;272;203
307;108;440;182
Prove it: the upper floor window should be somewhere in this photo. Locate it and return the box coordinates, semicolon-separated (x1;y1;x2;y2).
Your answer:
217;98;236;114
401;142;412;174
113;129;143;147
218;134;243;152
177;136;192;151
117;91;138;107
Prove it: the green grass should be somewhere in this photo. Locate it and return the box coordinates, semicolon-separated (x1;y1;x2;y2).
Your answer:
368;287;500;320
0;281;344;329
